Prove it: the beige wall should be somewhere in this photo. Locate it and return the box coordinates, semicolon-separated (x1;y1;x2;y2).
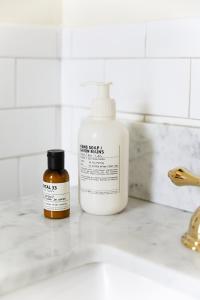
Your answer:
0;0;62;25
0;0;200;27
63;0;200;27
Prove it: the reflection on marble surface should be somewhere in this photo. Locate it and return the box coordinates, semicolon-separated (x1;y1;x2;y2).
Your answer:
128;122;200;212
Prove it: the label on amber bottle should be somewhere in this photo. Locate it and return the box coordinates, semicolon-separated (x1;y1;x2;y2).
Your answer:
43;182;70;211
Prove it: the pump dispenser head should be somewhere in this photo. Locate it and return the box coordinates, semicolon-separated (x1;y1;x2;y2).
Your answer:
82;82;116;118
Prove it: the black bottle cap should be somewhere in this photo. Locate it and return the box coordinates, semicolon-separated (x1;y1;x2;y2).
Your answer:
47;149;65;170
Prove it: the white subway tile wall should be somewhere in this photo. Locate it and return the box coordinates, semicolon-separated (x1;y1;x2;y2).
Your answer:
0;108;56;158
62;59;104;106
61;107;73;152
105;59;190;116
62;19;200;137
0;159;18;200
19;154;46;196
0;59;15;108
62;107;89;186
65;152;78;187
70;107;89;154
2;20;200;209
71;24;146;58
146;19;200;57
61;18;200;211
0;25;60;200
16;59;60;107
61;29;71;58
190;59;200;119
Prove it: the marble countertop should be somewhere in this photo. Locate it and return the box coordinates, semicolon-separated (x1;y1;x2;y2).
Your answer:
1;189;200;297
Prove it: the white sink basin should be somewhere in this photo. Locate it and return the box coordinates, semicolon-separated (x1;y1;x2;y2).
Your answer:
1;262;194;300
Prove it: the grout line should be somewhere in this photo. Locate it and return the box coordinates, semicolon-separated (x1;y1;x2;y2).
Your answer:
60;107;63;150
118;110;192;120
62;104;200;127
14;58;17;107
0;105;61;111
0;56;199;60
61;56;196;60
188;59;192;118
55;107;62;148
57;56;62;106
61;104;188;120
103;59;106;82
0;56;60;60
0;151;46;162
144;117;200;129
0;56;197;61
144;23;147;57
69;29;73;58
56;28;62;59
62;104;89;110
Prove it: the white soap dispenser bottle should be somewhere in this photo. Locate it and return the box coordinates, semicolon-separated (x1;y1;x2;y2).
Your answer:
78;82;129;215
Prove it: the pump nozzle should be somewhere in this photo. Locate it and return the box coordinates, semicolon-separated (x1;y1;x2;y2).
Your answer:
81;82;115;118
81;82;112;99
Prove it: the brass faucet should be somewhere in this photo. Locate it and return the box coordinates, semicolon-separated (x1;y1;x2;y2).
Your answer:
168;167;200;252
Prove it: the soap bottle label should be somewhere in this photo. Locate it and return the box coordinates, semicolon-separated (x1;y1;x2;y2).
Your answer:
43;182;70;211
79;144;120;195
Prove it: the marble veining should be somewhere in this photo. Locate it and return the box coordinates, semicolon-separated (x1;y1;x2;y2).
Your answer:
128;122;200;212
1;189;200;297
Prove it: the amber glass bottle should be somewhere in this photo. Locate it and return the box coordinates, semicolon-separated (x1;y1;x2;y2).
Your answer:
43;150;70;219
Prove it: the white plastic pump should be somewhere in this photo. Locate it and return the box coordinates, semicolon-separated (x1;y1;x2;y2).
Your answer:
82;82;116;118
78;81;129;215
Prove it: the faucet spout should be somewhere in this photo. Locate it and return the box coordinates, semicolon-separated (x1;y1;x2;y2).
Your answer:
168;167;200;186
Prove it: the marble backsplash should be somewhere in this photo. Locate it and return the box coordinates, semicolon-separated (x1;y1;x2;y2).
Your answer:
128;121;200;212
